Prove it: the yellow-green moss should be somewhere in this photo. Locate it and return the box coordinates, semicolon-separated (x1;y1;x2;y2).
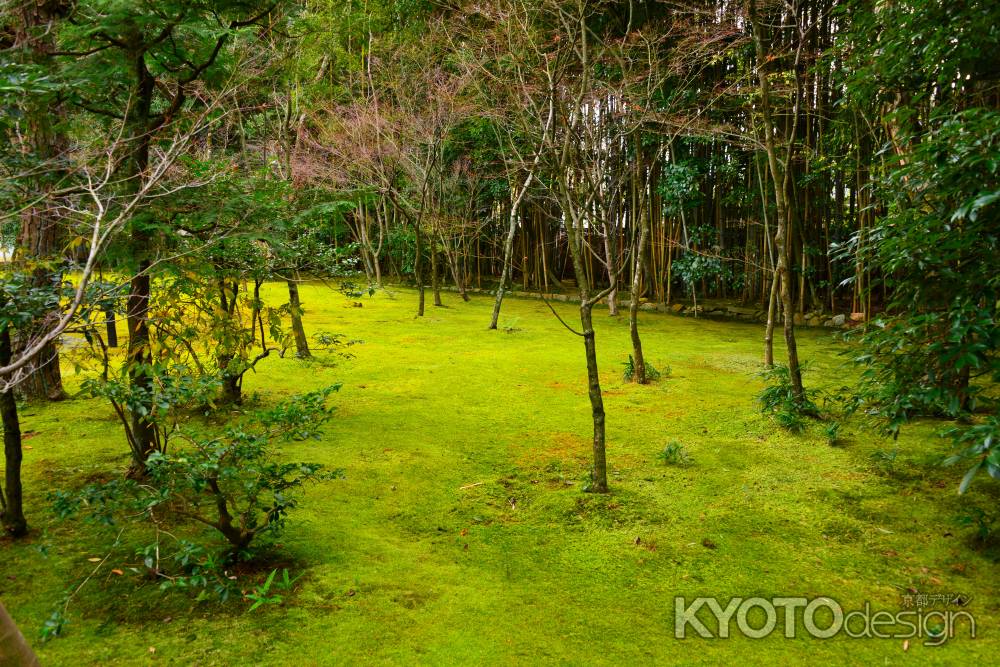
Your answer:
2;284;997;665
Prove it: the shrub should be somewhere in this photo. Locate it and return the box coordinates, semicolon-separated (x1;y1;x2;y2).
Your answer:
81;365;222;470
53;387;342;592
943;417;1000;494
757;364;819;432
622;355;667;382
657;441;692;466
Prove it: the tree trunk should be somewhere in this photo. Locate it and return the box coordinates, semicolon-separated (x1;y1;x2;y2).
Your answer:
757;155;778;367
14;0;69;403
126;266;156;475
221;370;241;405
565;209;609;493
751;0;805;399
628;202;650;384
490;201;520;329
123;30;158;475
579;302;608;493
431;243;442;307
442;235;470;301
0;326;27;537
217;279;243;404
763;270;779;367
287;277;311;358
104;305;118;348
603;231;619;316
414;221;425;317
18;339;64;402
0;601;40;667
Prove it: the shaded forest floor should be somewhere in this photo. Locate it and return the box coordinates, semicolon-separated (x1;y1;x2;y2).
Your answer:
3;284;998;665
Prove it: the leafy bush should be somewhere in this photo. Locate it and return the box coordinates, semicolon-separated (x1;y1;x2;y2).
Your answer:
622;355;666;382
870;447;900;475
657;441;691;466
943;417;1000;494
246;568;303;612
81;365;221;470
837;108;1000;492
53;387;342;594
757;364;819;432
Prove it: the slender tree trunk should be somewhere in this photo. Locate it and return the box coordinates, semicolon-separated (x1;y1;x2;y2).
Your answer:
565;209;609;493
751;0;805;399
603;231;619;316
579;301;608;493
628;202;650;384
0;326;27;537
431;241;442;307
764;271;780;367
442;235;469;301
414;221;425;317
287;275;311;358
490;201;520;329
216;280;244;404
757;155;778;367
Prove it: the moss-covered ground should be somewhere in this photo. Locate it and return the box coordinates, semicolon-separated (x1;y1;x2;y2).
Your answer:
2;284;997;664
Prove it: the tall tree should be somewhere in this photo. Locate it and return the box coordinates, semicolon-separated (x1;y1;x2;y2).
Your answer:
4;0;70;401
750;0;806;400
56;0;284;474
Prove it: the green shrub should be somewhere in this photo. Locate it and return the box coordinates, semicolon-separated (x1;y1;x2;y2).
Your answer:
657;441;691;466
757;364;819;432
623;355;667;382
52;387;343;598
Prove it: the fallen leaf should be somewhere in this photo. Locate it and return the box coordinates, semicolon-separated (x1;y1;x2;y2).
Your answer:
903;639;910;652
111;569;124;575
87;557;101;562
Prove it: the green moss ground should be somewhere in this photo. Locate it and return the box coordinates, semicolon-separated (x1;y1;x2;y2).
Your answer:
2;284;997;664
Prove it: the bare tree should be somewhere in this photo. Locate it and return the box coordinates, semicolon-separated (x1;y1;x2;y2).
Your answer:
312;37;471;317
457;0;675;491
